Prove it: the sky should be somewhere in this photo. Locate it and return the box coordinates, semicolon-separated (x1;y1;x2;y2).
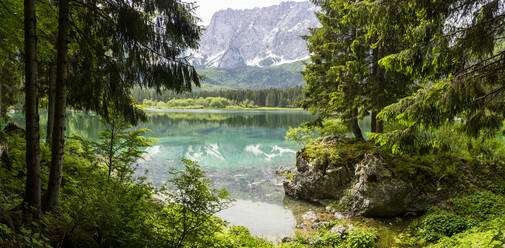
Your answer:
187;0;308;26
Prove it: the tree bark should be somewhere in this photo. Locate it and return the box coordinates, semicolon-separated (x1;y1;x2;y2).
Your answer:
23;0;41;220
371;111;377;133
372;48;385;134
45;0;69;211
377;118;384;133
351;108;364;141
0;81;3;120
46;64;56;144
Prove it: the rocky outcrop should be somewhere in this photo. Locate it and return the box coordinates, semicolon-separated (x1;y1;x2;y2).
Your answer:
347;153;427;216
283;137;433;217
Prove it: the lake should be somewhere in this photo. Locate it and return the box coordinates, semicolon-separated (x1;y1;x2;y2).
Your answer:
10;109;318;240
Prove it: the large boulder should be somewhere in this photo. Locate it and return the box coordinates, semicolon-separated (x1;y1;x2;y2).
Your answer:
283;151;354;202
283;137;434;217
347;153;427;216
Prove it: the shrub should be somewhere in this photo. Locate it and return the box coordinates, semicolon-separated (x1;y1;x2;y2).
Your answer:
430;215;505;248
452;191;505;222
417;207;468;242
346;228;379;248
216;226;273;248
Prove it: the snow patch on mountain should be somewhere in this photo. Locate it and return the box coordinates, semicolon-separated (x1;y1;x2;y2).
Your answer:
190;1;319;69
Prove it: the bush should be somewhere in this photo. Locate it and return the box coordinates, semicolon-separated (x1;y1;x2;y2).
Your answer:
346;228;379;248
417;207;468;242
213;226;273;248
452;191;505;222
430;215;505;248
0;123;239;248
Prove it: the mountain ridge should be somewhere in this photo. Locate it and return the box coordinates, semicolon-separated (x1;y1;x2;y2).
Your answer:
191;1;319;70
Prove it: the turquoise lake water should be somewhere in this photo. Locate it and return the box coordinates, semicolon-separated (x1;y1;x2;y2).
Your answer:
11;110;317;240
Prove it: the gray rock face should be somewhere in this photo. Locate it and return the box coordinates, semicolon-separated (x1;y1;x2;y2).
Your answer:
283;150;354;202
283;138;430;217
191;1;320;69
348;154;427;217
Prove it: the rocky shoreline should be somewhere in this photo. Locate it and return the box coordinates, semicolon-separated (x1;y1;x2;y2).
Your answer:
278;136;452;218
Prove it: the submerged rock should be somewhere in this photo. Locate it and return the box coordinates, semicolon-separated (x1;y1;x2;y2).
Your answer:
283;137;439;217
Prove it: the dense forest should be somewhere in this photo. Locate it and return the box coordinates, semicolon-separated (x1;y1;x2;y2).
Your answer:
1;0;505;247
132;86;304;108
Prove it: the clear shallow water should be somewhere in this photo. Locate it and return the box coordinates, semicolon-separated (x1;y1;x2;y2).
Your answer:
136;110;314;239
11;110;316;239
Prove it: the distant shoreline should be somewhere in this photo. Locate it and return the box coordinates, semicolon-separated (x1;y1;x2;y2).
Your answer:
142;107;305;112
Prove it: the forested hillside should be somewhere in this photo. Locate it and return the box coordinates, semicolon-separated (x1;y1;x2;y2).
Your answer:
132;86;304;108
197;61;306;89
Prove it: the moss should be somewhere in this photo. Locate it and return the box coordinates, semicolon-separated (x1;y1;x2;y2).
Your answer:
301;137;376;173
282;171;295;180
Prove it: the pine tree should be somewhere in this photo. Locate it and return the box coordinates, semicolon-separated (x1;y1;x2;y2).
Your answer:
44;0;202;210
23;0;41;219
374;0;505;150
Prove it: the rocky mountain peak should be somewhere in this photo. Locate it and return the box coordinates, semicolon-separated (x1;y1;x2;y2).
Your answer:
191;1;319;69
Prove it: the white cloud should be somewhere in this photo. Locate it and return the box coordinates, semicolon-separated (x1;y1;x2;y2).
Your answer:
186;0;308;25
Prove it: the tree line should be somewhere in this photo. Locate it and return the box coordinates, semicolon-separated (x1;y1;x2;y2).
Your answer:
132;86;305;108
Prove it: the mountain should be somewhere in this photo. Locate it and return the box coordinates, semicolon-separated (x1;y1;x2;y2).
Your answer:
191;1;319;69
191;1;319;89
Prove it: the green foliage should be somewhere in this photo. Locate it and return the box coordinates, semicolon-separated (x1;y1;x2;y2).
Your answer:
302;0;413;138
142;97;245;110
197;61;305;89
0;223;51;248
0;123;246;248
430;216;505;248
286;119;349;146
416;207;468;242
153;159;232;248
301;138;375;168
451;191;505;223
76;118;155;181
211;226;274;248
134;86;304;108
65;0;202;125
286;126;319;146
346;228;379;248
374;0;505;149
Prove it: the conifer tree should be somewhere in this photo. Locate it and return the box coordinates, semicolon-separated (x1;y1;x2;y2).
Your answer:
302;0;413;139
374;0;505;151
45;0;201;210
23;0;41;219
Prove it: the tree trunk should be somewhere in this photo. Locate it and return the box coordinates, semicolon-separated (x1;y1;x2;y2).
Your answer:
377;118;384;133
46;64;56;144
45;0;69;211
372;48;385;134
23;0;41;220
371;111;377;133
0;81;3;120
351;109;364;141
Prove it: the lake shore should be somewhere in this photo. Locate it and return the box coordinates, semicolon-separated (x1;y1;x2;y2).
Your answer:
141;106;305;112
